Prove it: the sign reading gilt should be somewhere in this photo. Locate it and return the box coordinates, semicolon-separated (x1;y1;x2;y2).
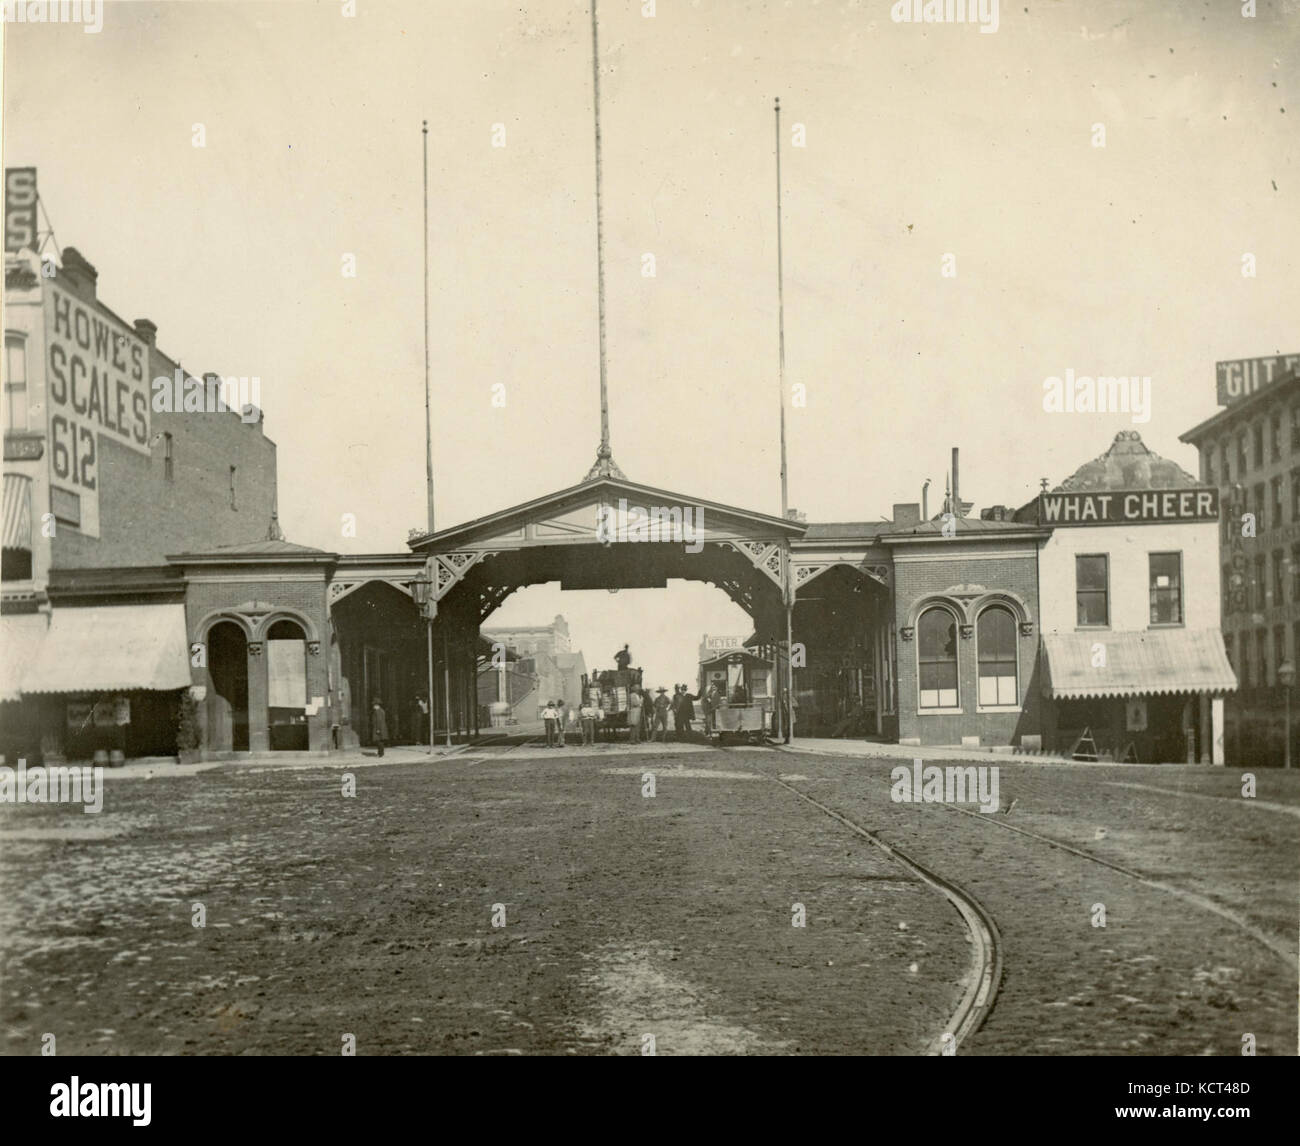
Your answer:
1040;488;1219;526
1216;353;1300;406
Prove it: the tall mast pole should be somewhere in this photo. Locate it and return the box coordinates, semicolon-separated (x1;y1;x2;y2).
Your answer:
583;0;625;482
775;97;789;520
775;97;794;743
422;120;443;750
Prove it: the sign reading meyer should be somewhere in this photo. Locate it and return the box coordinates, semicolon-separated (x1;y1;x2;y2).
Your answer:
1216;353;1300;406
1040;488;1219;526
44;283;150;537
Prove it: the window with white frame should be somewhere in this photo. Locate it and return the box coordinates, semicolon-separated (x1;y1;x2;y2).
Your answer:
977;606;1018;706
4;334;28;432
917;606;958;708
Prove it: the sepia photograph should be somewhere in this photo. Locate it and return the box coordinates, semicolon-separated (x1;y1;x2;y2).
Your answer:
0;0;1297;1116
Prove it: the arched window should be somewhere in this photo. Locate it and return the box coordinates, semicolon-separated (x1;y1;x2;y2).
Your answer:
977;606;1018;706
917;607;958;708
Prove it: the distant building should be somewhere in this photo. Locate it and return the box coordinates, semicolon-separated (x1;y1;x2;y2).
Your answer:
480;613;571;657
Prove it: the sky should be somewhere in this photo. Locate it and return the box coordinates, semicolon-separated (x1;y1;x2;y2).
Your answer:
3;0;1297;687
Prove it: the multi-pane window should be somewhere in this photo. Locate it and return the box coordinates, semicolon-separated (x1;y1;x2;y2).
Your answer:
917;607;958;709
1220;440;1230;483
1238;433;1249;475
1240;632;1252;688
1253;483;1266;530
1275;626;1286;683
1253;423;1265;468
977;607;1018;706
1272;477;1284;528
1271;411;1283;462
1255;555;1267;610
1149;553;1183;625
1273;549;1285;607
1223;563;1233;615
1258;628;1269;685
1076;555;1109;626
4;334;27;432
1204;448;1216;485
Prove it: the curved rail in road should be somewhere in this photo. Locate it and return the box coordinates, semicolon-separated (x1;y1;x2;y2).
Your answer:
761;772;1004;1055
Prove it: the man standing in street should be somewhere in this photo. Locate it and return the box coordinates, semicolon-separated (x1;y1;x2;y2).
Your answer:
371;698;389;758
542;700;559;748
671;685;686;740
652;687;672;743
679;684;696;739
580;698;599;746
627;687;643;745
615;644;632;671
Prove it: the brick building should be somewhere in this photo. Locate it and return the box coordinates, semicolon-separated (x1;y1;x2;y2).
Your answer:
2;239;280;765
1180;366;1300;765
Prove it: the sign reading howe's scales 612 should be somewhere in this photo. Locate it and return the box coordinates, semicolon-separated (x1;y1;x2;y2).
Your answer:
43;282;150;538
1039;488;1219;525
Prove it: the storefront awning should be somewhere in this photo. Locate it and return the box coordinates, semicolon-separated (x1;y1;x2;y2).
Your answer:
0;613;49;702
2;474;32;550
22;604;192;694
1043;629;1237;699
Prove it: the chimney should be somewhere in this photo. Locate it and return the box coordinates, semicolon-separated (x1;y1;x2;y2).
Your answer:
951;447;960;517
922;479;931;520
892;503;921;527
59;247;98;301
133;318;157;346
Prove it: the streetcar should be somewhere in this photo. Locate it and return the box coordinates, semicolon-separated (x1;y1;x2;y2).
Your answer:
698;648;776;744
581;665;645;738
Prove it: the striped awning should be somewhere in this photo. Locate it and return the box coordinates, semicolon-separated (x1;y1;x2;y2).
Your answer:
1043;629;1238;699
22;604;192;694
0;613;49;702
2;473;32;550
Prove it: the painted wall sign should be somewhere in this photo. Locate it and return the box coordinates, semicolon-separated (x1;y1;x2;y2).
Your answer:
1216;353;1300;406
705;635;747;651
43;282;150;538
1039;488;1219;526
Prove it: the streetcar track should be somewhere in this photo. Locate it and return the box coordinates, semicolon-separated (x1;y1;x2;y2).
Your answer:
932;798;1299;971
718;746;1002;1055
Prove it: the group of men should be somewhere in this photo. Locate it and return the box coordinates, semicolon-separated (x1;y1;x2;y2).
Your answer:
539;683;700;748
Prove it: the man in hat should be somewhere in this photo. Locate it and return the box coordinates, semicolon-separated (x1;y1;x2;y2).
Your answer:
541;700;559;748
615;644;632;671
371;698;389;757
652;687;672;743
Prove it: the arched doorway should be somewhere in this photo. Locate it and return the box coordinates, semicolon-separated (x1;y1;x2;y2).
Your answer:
208;622;249;752
266;618;309;750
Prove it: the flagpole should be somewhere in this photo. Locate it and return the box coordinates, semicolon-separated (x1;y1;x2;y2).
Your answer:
775;97;795;743
422;119;441;752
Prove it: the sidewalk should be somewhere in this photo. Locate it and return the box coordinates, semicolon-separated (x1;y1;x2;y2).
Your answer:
778;737;1075;766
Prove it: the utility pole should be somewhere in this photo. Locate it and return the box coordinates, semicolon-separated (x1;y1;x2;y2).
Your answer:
421;119;441;752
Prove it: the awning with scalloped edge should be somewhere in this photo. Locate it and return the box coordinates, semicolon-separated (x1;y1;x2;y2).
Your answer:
1043;629;1237;699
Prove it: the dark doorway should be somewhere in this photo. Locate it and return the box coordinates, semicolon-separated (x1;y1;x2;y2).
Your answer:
208;622;249;752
